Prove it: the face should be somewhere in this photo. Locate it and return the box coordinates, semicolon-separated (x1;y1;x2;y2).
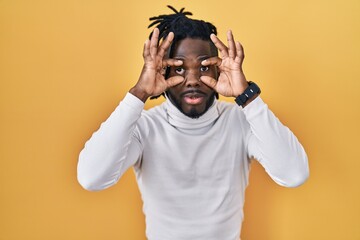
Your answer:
166;38;218;119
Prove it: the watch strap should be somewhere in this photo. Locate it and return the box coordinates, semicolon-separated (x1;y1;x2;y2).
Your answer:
235;81;261;106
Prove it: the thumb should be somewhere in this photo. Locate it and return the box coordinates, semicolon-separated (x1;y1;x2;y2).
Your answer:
166;76;185;88
200;76;217;90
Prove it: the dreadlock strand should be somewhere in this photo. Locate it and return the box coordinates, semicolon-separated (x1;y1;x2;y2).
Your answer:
167;5;179;14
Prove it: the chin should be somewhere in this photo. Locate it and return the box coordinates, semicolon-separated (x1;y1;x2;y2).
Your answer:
183;107;206;119
166;91;216;119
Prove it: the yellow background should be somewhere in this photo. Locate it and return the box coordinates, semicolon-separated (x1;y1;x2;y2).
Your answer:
1;0;359;239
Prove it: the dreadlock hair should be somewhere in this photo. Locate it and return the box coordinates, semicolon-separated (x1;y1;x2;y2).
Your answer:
148;5;219;99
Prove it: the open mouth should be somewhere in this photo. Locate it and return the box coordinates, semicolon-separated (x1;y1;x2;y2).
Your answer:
183;93;205;105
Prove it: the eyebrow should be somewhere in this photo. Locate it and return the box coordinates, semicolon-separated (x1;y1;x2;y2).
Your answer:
174;56;185;60
173;55;210;61
198;55;210;61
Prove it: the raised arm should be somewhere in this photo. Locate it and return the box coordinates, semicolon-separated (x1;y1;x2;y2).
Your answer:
244;98;309;187
77;28;184;191
201;30;309;187
77;93;145;191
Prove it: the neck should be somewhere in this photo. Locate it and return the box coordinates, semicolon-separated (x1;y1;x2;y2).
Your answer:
163;96;220;135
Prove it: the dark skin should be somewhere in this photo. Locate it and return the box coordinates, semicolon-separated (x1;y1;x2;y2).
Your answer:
165;38;218;118
130;28;258;117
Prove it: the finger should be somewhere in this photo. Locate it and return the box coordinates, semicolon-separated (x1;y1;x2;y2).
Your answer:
227;30;236;59
143;39;151;61
160;67;166;76
158;32;174;58
163;58;183;67
201;57;222;67
235;41;245;64
166;76;185;88
210;33;229;58
150;28;159;57
200;76;218;90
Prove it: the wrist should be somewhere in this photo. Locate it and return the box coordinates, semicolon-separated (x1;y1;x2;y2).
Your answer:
241;94;259;107
129;86;150;103
234;81;261;107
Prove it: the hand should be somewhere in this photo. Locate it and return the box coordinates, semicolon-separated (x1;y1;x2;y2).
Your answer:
200;30;249;97
130;28;184;102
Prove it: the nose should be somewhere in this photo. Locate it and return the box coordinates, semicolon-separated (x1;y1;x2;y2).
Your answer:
185;71;200;88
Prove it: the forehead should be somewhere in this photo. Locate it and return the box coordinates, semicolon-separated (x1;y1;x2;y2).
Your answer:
171;38;212;58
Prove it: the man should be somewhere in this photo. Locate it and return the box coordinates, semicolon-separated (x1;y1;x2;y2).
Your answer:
77;6;309;240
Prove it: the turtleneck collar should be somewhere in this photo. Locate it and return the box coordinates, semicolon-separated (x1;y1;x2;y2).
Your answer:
163;97;220;134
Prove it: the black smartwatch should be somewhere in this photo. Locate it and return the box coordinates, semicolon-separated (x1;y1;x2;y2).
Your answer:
235;81;261;106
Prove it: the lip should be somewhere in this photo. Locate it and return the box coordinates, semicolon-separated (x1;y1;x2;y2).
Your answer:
181;90;206;105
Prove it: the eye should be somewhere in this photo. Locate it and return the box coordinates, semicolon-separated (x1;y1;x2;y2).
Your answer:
175;67;185;75
200;66;209;72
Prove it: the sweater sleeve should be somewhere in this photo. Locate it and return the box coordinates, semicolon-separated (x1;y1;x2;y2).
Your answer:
77;92;145;191
243;97;309;187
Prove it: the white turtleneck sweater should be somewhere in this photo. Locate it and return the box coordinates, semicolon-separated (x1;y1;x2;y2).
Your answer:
77;93;309;240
